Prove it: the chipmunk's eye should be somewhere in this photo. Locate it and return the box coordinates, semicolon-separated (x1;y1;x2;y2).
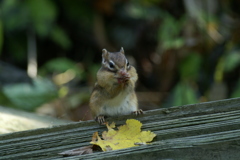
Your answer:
108;61;115;69
126;61;130;69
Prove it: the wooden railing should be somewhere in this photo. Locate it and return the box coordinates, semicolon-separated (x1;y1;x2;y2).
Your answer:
1;98;240;160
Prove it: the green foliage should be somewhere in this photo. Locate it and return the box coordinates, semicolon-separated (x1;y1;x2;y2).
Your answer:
172;81;199;106
39;58;84;78
1;0;240;113
1;0;28;61
50;26;71;49
126;2;161;20
223;50;240;72
1;0;70;49
26;0;57;37
2;78;58;111
179;53;202;80
158;13;185;50
1;0;28;31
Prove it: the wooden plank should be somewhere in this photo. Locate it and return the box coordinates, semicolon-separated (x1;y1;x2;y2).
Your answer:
0;98;240;160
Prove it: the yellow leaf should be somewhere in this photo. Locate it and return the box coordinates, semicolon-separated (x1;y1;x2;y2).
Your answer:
90;119;156;151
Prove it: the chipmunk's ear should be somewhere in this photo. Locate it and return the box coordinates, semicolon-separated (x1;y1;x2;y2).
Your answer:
102;49;109;64
102;49;108;55
102;49;109;57
120;47;124;54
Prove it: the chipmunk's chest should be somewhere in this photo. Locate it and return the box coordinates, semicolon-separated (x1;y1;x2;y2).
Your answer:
100;91;136;116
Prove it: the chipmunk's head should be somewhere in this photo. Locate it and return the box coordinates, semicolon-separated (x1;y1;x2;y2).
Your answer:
101;47;131;84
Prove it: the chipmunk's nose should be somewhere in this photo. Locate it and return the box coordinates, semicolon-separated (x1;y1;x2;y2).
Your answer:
119;69;129;77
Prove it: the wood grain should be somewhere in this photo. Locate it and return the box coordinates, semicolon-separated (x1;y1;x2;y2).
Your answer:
1;98;240;160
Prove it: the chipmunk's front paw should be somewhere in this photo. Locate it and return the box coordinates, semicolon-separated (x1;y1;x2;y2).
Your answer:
95;115;106;125
132;109;143;115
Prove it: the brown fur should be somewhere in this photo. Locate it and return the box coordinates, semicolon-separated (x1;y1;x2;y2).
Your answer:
89;48;139;119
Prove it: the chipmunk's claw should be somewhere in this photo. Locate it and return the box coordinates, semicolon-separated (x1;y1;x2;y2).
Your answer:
132;109;143;115
95;115;106;125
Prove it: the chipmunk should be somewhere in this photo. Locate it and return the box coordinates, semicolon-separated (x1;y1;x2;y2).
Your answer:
89;47;143;124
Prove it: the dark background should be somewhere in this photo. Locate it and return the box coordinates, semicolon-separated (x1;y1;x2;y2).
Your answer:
0;0;240;121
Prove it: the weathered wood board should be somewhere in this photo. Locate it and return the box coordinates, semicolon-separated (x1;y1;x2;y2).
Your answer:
1;98;240;160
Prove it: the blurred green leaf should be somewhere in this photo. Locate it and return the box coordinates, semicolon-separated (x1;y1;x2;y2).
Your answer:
162;38;184;50
39;58;83;78
126;3;161;20
50;26;71;49
26;0;57;37
158;13;185;50
180;53;202;80
223;51;240;72
160;15;181;39
172;81;199;106
2;78;58;111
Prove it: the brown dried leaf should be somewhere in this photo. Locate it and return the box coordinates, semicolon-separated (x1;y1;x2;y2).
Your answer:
92;132;98;142
59;145;93;157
